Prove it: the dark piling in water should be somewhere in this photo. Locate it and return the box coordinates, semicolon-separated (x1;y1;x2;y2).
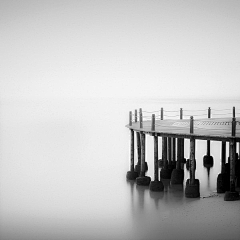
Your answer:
136;132;151;186
126;112;138;180
150;116;164;191
185;117;200;198
224;117;239;201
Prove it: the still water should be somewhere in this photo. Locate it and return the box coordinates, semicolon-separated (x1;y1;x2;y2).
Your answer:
0;98;240;240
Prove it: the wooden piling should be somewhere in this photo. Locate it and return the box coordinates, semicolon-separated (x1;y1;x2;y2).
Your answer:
230;139;236;192
163;137;168;169
180;108;183;120
221;141;226;174
154;135;159;181
134;109;137;123
149;135;164;191
151;114;155;131
136;132;151;186
129;111;132;126
161;108;163;120
135;109;142;172
217;141;228;193
140;132;145;177
136;132;141;167
239;142;240;159
160;136;172;179
176;138;181;169
208;107;211;118
168;137;172;167
171;137;184;184
190;116;194;134
185;138;200;197
139;108;143;128
130;129;134;171
224;138;239;200
190;137;196;185
232;117;236;137
207;107;211;156
185;116;200;198
126;128;138;180
172;138;176;165
180;138;185;163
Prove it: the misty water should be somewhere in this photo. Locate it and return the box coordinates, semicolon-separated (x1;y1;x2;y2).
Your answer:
0;98;240;240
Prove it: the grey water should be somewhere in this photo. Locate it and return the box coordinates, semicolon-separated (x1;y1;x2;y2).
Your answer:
0;97;240;240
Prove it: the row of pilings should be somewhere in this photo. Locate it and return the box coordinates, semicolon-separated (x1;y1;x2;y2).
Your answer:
126;108;240;201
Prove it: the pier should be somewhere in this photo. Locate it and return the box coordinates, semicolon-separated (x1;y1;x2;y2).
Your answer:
126;107;240;201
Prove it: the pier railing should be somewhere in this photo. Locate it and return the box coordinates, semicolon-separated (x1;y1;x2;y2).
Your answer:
131;107;239;120
129;107;240;138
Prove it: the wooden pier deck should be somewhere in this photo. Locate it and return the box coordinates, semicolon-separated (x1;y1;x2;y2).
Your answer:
126;117;240;142
126;107;240;200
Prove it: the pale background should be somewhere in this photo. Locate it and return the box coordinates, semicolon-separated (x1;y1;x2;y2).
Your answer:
1;0;240;100
1;1;240;240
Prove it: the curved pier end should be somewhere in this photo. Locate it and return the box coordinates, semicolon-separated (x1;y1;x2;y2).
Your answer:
126;107;240;201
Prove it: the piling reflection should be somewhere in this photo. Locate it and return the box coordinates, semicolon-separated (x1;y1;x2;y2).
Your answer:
135;185;149;210
149;191;164;209
161;179;171;191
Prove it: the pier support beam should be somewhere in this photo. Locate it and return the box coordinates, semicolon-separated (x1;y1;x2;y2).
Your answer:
136;132;151;186
150;135;164;191
126;129;138;180
134;109;148;173
185;137;200;198
172;138;176;168
185;117;200;198
180;138;186;164
171;138;184;184
217;141;229;193
134;133;148;173
224;138;239;201
168;137;174;171
160;137;172;179
134;132;141;173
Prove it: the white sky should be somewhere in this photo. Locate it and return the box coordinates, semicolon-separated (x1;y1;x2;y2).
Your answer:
1;0;240;99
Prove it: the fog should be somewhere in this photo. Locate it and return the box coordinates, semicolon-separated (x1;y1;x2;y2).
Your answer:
1;0;240;100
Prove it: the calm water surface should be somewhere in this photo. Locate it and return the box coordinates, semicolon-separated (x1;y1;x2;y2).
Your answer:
0;98;240;240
